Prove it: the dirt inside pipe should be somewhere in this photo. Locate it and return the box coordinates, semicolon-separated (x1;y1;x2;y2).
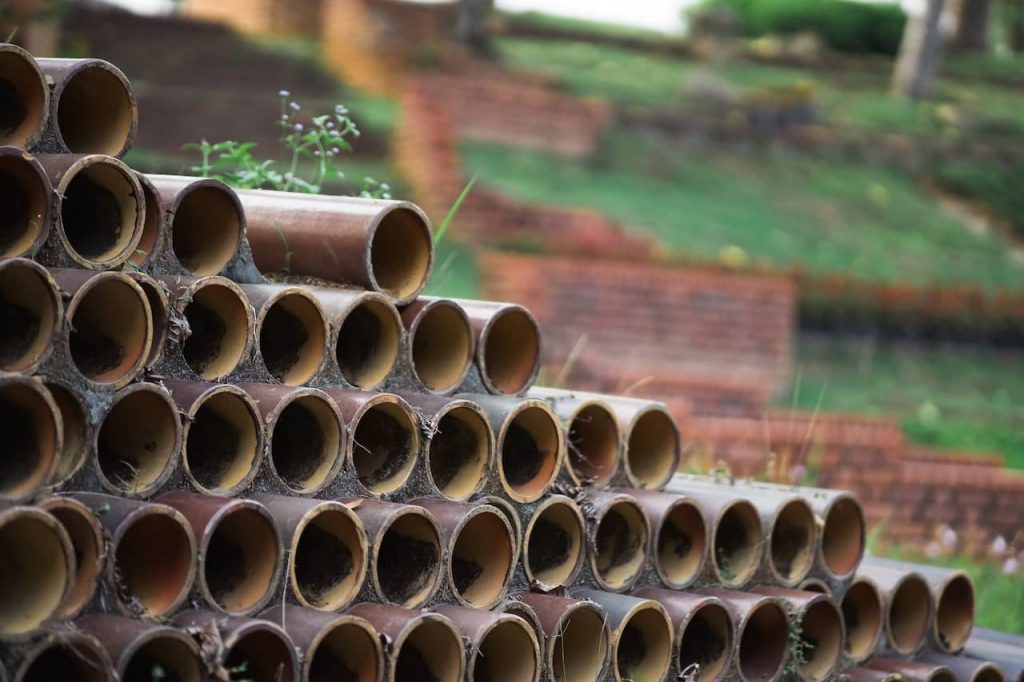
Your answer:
821;498;864;578
428;407;489;499
375;514;439;606
114;513;193;617
0;512;68;637
936;575;974;652
224;628;295;682
122;636;201;682
185;392;259;493
308;622;378;682
56;65;133;155
551;607;607;682
0;382;55;499
352;403;415;494
0;157;46;256
69;277;148;383
798;601;843;681
738;602;787;682
18;638;109;682
294;509;363;610
594;502;647;589
501;406;559;501
567;404;619;485
412;303;471;392
842;580;883;661
617;606;672;682
46;504;102;617
483;309;538;394
473;619;536;682
44;383;87;485
97;389;177;494
204;507;278;613
451;511;512;607
369;207;432;300
890;577;931;653
770;500;815;584
171;186;240;276
713;502;761;586
657;501;706;587
336;300;399;388
61;163;138;264
625;409;677;488
181;283;248;380
679;604;731;681
526;501;582;587
260;294;324;385
0;52;45;147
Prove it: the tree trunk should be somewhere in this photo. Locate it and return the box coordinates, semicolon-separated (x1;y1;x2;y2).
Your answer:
892;0;947;99
955;0;991;50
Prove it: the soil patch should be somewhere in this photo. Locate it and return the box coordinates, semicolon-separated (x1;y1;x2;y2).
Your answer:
451;555;484;595
661;521;694;559
70;325;124;377
376;533;436;604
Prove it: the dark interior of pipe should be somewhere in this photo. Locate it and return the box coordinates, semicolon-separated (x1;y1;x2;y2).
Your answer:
308;621;379;682
259;293;325;385
482;308;538;395
450;510;513;607
394;618;461;682
0;381;57;499
224;628;296;682
841;580;883;661
889;576;931;654
293;508;363;611
936;574;975;652
114;512;193;617
798;601;843;681
737;602;788;682
369;207;432;300
335;298;400;388
271;396;341;493
122;635;201;682
352;402;416;495
61;163;138;264
821;498;864;578
713;501;761;586
427;406;489;500
500;405;559;501
96;389;177;494
375;513;440;607
18;638;109;682
204;507;278;613
171;186;241;276
551;607;607;682
411;303;472;392
657;500;706;587
185;391;260;493
0;51;45;147
679;604;732;681
525;500;583;587
616;606;672;682
567;403;619;485
0;155;47;256
474;619;537;682
69;277;148;383
181;283;249;380
625;409;677;488
56;64;133;155
770;499;816;584
0;512;68;637
594;501;648;589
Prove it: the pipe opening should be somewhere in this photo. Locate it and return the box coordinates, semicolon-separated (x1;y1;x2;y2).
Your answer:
656;500;706;587
0;50;46;147
130;277;168;365
68;276;149;383
770;500;815;584
482;308;538;395
474;619;537;682
114;512;193;617
525;499;583;588
889;576;931;654
61;162;139;264
368;207;432;300
481;497;522;561
428;406;489;500
500;405;559;501
44;383;87;485
271;395;341;493
679;604;732;681
0;155;47;256
617;606;672;682
181;282;249;380
822;498;864;578
0;263;57;372
308;621;379;682
0;511;69;637
841;580;883;661
411;303;472;392
551;607;607;682
293;508;364;611
451;510;513;608
17;636;110;682
594;500;648;590
936;574;974;652
122;634;201;682
44;502;102;618
335;298;400;388
260;292;326;385
799;602;843;681
184;391;261;493
171;186;241;275
713;501;761;586
352;401;417;495
626;410;678;488
799;579;830;595
395;618;461;682
974;666;1007;682
375;512;440;607
224;627;296;682
567;404;619;486
56;65;133;155
204;506;279;614
97;388;178;494
738;602;788;682
0;380;57;499
130;177;160;266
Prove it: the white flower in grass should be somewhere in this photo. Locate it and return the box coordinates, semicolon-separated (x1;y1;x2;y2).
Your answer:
992;536;1008;556
1002;556;1019;575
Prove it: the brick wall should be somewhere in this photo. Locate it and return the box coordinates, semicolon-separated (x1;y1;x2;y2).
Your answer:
185;0;322;36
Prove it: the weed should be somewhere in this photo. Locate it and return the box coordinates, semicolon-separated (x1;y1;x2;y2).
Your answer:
786;617;811;677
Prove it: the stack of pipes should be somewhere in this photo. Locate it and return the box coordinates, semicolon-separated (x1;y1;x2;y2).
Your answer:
0;42;1019;682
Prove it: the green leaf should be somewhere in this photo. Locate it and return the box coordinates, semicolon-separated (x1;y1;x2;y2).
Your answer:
433;175;477;245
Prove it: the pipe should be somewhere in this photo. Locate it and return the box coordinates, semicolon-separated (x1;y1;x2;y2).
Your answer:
582;491;650;592
798;578;831;595
920;652;1007;682
126;271;169;365
0;147;51;257
624;489;707;589
457;299;540;395
347;604;464;682
71;493;195;618
162;275;253;380
856;563;933;655
52;270;152;386
0;505;73;641
35;59;136;156
145;175;244;275
433;605;541;682
669;488;763;588
77;614;202;682
260;605;383;682
839;576;884;663
243;284;328;385
401;297;474;393
521;495;585;590
634;588;734;682
493;598;546;658
0;375;60;501
156;492;283;616
38;155;143;268
751;587;844;681
173;610;299;682
164;380;263;495
255;495;367;612
965;633;1024;682
37;496;104;619
41;379;87;486
238;190;433;303
94;382;181;496
698;589;789;682
474;495;523;564
866;658;956;682
0;45;48;148
13;629;114;682
0;260;61;372
574;591;673;682
239;385;343;495
130;172;162;267
510;592;610;682
410;499;515;609
317;288;402;389
529;388;622;487
597;394;681;489
325;389;419;496
841;668;901;682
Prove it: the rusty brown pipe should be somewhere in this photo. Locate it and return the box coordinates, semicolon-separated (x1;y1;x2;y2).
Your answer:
157;492;283;616
521;494;585;590
400;297;475;394
0;147;51;257
238;190;433;303
0;260;60;372
242;284;329;385
0;45;48;148
751;587;844;681
38;155;143;268
410;499;515;609
37;496;104;619
433;605;541;682
856;562;933;655
35;59;136;156
0;505;73;641
130;172;162;267
52;270;152;386
623;489;707;589
839;575;884;663
798;578;831;595
841;668;901;682
511;592;610;682
260;605;383;682
698;589;789;682
475;494;523;564
125;271;169;365
164;380;264;495
601;394;681;489
457;299;540;395
324;389;419;496
582;491;650;592
668;488;763;588
347;604;464;682
94;382;181;496
920;652;1007;682
12;629;114;682
574;591;673;682
0;375;60;501
347;500;443;608
316;288;403;389
867;659;956;682
493;598;546;654
966;631;1024;682
77;614;202;682
255;494;367;612
161;275;253;380
634;588;735;682
173;610;299;682
530;388;622;487
40;379;87;486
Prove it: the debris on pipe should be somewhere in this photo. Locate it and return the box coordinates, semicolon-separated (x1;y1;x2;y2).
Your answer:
162;275;252;380
173;609;299;682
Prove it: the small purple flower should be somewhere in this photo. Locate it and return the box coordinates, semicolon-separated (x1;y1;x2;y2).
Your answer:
941;527;957;549
331;147;340;155
313;150;321;157
380;183;391;190
289;102;301;111
278;90;290;97
329;130;340;138
294;123;304;132
280;114;289;121
335;104;348;114
1003;556;1020;575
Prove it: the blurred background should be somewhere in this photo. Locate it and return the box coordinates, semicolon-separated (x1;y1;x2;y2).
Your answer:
4;0;1022;629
